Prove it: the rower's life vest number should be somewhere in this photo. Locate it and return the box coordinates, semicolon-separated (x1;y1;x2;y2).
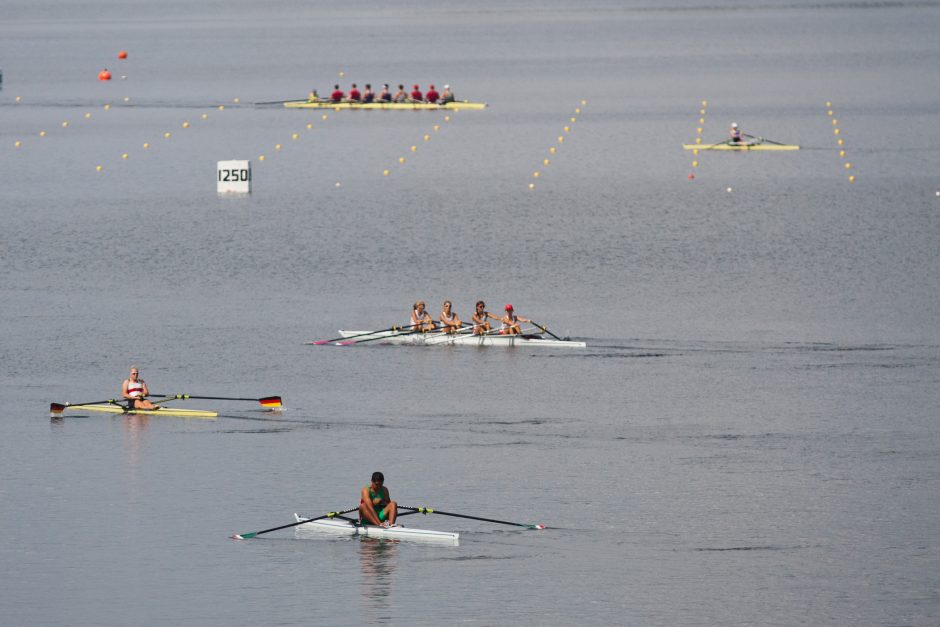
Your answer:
218;168;250;182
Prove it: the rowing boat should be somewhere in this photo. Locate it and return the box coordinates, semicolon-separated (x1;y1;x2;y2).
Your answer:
683;142;800;151
335;329;586;348
283;100;486;111
293;514;459;543
62;403;218;418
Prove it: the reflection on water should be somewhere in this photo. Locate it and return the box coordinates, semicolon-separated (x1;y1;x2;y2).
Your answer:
122;415;149;474
358;538;397;620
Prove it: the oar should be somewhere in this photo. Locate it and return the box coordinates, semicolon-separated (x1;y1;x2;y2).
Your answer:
528;320;571;342
337;323;432;346
399;506;545;530
308;323;420;346
255;99;302;106
697;139;732;151
50;398;126;414
231;507;359;539
148;394;282;408
742;133;786;146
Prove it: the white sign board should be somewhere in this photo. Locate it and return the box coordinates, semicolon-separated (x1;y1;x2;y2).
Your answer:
217;160;251;194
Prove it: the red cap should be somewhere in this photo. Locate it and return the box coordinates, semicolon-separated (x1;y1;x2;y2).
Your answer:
429;84;435;89
505;304;513;311
413;84;419;89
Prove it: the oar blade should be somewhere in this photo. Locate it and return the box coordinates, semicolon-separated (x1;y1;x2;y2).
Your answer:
231;532;257;540
259;396;282;408
50;403;67;414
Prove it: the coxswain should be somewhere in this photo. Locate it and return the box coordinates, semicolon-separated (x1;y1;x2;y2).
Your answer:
122;366;155;410
440;84;455;104
360;472;397;527
730;122;743;144
392;84;408;103
411;301;436;331
362;84;375;103
377;84;391;102
471;300;496;335
439;300;462;334
425;84;439;104
348;83;361;102
330;84;344;102
410;84;423;102
498;304;531;335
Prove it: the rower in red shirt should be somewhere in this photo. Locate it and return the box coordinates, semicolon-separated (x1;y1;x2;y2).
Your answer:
330;84;344;102
348;83;361;102
410;84;423;102
425;84;439;103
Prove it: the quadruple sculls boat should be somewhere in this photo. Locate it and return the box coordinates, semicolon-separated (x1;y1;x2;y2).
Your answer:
307;321;586;348
683;136;800;151
281;99;487;111
49;394;282;419
232;507;545;545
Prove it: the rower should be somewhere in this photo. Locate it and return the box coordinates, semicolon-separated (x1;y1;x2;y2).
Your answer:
425;84;440;104
307;89;322;102
122;366;155;410
392;84;408;103
330;84;344;103
730;122;742;144
471;300;495;335
348;83;361;102
377;84;391;102
360;471;397;527
411;300;436;331
440;84;455;104
439;300;462;334
410;84;423;102
362;83;375;103
498;304;531;335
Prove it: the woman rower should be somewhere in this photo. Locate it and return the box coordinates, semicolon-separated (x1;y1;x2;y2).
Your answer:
411;301;436;332
471;300;495;335
730;122;743;144
439;300;462;334
122;366;155;410
498;304;531;335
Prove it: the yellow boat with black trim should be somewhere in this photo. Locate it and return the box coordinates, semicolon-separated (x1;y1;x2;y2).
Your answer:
284;99;487;111
64;403;218;419
684;140;799;151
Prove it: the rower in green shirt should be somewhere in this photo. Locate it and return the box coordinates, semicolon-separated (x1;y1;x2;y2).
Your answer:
360;471;398;527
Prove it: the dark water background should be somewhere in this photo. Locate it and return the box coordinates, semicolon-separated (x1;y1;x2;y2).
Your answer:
2;1;939;624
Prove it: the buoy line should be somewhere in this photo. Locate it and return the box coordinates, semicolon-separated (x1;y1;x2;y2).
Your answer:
527;100;586;190
825;101;856;183
686;99;708;181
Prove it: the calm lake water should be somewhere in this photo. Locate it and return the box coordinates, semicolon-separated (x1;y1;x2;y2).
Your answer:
2;1;939;625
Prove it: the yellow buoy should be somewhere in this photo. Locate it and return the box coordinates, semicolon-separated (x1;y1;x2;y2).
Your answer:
571;117;576;123
15;96;21;102
85;112;92;119
399;157;405;163
533;171;540;178
233;97;240;104
543;159;550;165
275;144;282;151
96;165;103;172
558;136;564;143
834;128;840;135
433;125;440;131
259;155;265;161
202;113;208;120
143;143;149;148
827;110;833;116
411;145;417;152
832;119;838;125
292;133;299;140
39;131;46;137
564;126;570;132
692;161;698;168
164;132;171;138
581;100;587;105
14;140;22;148
700;109;705;115
839;150;846;157
702;100;708;106
695;137;702;144
383;170;390;176
692;149;699;155
696;127;702;134
549;147;556;154
123;96;129;102
307;123;313;129
699;118;704;124
322;114;328;120
444;116;450;121
826;101;832;107
575;108;581;114
122;153;128;159
218;105;225;111
423;134;430;141
62;121;68;128
338;71;345;77
837;139;843;145
335;181;341;187
848;175;855;182
727;187;733;193
182;122;190;128
528;183;535;189
104;104;110;110
844;162;852;169
334;107;340;112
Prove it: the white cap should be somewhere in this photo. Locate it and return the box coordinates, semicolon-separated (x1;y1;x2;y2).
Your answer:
444;84;450;89
731;122;738;128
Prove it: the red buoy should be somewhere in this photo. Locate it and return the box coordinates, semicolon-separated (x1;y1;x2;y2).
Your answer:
118;50;128;59
687;172;695;180
98;69;112;81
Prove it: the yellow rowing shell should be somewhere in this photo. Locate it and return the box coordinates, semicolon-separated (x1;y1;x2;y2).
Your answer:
284;100;487;110
683;143;800;151
66;403;218;418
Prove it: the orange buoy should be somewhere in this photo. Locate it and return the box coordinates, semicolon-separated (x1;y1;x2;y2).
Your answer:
98;69;112;81
118;50;128;59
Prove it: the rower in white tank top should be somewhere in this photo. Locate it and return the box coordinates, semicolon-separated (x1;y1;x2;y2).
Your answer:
122;367;155;410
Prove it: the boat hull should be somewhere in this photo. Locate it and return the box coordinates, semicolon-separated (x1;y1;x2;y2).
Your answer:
294;514;459;543
683;143;799;151
66;404;218;418
284;100;486;110
335;330;586;348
